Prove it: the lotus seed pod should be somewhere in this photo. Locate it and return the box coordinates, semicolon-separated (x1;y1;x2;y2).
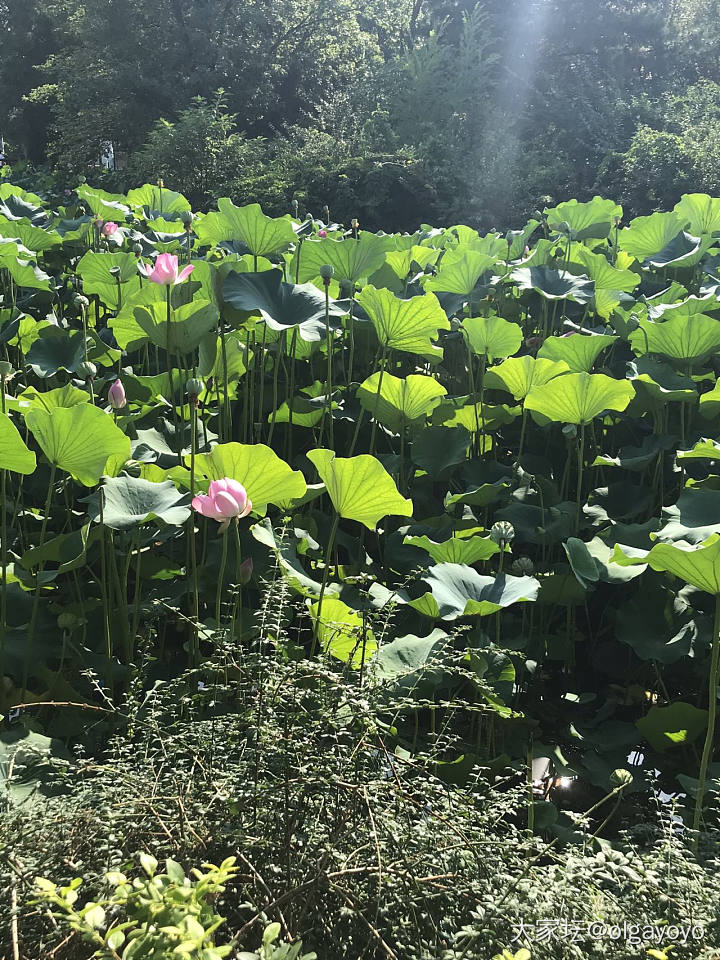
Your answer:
490;521;515;545
179;209;194;226
351;218;359;230
72;293;90;309
610;768;633;788
77;360;97;380
0;360;14;378
57;612;81;631
291;199;299;216
109;266;122;279
322;205;330;221
511;556;534;576
132;242;143;255
319;264;334;281
562;423;578;439
626;314;640;332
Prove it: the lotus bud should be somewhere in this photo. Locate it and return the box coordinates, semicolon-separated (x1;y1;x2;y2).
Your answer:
109;266;122;280
101;221;118;237
626;314;640;332
319;264;334;284
351;218;359;230
610;768;633;789
132;242;143;255
511;556;534;576
179;209;194;226
77;360;97;380
157;178;164;188
560;220;571;234
318;228;327;238
323;205;330;221
614;215;622;227
72;293;89;310
562;423;578;439
186;377;204;406
238;557;254;585
490;521;515;545
291;199;299;217
0;360;14;380
108;378;126;409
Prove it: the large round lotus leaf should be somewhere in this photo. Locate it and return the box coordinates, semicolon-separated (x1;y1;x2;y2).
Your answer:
404;533;500;565
0;252;51;291
614;534;720;595
15;384;89;413
294;232;391;285
699;380;720;418
26;328;85;378
567;246;639;293
424;248;498;295
76;251;138;290
537;333;616;373
355;286;450;360
511;266;594;303
371;628;448;688
656;489;720;544
544;197;622;240
385;245;439;279
636;702;708;752
630;314;720;364
525;372;634;424
26;404;130;486
194;199;295;255
484;356;569;400
593;434;675;471
410;564;539;619
222;269;346;341
678;439;720;460
307;448;413;530
0;215;59;252
617;211;685;260
127;183;190;215
76;184;130;221
131;300;219;355
627;358;697;404
461;316;522;361
674;193;720;235
308;596;377;668
410;425;471;476
0;412;36;474
433;398;519;433
357;372;446;431
91;476;191;530
193;442;306;514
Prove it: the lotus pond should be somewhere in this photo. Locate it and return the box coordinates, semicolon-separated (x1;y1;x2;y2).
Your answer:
2;181;720;845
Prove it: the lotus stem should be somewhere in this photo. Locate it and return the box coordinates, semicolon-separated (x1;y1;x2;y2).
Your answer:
692;593;720;849
312;512;340;656
575;423;585;532
188;400;199;665
24;462;57;698
216;525;229;628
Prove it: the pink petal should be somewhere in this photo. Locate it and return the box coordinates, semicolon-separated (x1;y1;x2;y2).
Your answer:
192;494;218;518
214;490;242;518
176;264;195;283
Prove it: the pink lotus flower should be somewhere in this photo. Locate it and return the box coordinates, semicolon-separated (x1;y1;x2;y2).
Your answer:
318;229;327;238
192;478;252;530
102;221;118;237
139;253;194;286
108;378;126;409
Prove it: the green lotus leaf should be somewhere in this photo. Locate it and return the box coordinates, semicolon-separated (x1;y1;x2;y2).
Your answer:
195;199;295;256
132;300;219;355
614;534;720;594
433;398;520;433
443;461;512;508
545;197;622;240
308;596;377;668
410;563;539;619
627;358;697;404
424;248;498;295
649;293;720;321
630;314;720;364
0;412;36;474
484;356;570;400
678;439;720;460
385;245;439;279
222;269;346;341
193;442;306;514
127;183;190;214
91;476;191;530
410;425;471;476
371;628;448;687
76;184;131;221
495;501;574;545
656;489;720;544
511;266;594;303
567;246;639;294
0;215;60;252
198;330;250;383
270;381;336;428
564;536;646;590
252;517;340;598
537;333;617;373
614;576;707;663
76;251;139;293
15;384;90;413
637;702;708;752
0;250;51;290
307;448;412;530
617;211;685;260
26;404;130;486
357;372;446;431
525;372;634;424
18;523;103;575
699;379;720;418
355;286;450;359
593;434;675;471
674;193;720;235
461;316;522;361
294;232;391;285
644;231;711;269
404;533;500;565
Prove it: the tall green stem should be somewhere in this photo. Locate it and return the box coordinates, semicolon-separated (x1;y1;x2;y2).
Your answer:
324;284;334;447
215;527;229;628
693;594;720;849
24;463;57;696
575;424;586;532
188;400;199;664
